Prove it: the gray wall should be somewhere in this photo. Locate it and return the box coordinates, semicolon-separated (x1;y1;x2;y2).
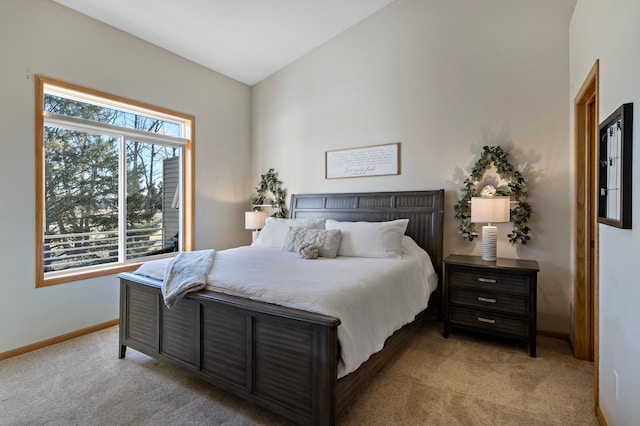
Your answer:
0;0;251;353
571;0;640;422
252;0;575;333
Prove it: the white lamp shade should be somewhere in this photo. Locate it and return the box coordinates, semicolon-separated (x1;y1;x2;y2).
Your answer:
245;211;267;230
471;197;510;224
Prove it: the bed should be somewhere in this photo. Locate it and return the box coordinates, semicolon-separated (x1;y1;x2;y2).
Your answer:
118;189;444;425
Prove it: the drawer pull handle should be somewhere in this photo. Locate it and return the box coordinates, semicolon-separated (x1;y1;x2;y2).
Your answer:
478;278;497;284
478;317;496;324
478;297;497;304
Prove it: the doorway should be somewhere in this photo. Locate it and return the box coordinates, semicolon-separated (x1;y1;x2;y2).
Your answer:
573;60;599;410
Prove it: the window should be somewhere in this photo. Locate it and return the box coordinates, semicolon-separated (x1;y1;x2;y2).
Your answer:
35;75;194;287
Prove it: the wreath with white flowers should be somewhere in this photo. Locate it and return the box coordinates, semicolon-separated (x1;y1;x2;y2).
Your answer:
454;146;531;244
250;168;287;218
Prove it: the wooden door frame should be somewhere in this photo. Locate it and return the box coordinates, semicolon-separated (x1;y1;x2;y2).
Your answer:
573;59;599;411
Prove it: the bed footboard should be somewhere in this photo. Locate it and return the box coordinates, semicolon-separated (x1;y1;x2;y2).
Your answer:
118;272;340;425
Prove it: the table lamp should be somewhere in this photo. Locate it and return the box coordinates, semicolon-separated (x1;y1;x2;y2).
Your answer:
471;196;511;261
245;211;268;243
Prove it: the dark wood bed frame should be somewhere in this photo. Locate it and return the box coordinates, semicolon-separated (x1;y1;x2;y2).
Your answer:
118;190;444;425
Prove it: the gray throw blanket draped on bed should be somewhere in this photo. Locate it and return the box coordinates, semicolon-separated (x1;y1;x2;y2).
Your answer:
162;249;216;308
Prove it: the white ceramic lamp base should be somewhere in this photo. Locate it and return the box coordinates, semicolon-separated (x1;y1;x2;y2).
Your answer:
481;225;498;262
251;230;260;243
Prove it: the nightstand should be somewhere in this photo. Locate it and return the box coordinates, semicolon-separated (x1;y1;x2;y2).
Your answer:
443;254;540;357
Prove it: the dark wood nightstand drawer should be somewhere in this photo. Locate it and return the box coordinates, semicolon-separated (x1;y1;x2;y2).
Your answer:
448;268;528;295
443;254;539;357
450;287;529;315
449;306;529;338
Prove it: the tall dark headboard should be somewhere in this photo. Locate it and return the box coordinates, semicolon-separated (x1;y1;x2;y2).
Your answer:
289;190;444;278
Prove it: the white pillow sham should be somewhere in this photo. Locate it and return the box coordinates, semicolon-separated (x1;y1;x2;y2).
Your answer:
252;217;326;248
325;218;409;258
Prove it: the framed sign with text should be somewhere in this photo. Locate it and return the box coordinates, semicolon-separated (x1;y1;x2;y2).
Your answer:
325;142;400;179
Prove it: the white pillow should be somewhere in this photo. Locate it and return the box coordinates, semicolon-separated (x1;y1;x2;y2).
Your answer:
325;218;409;258
252;217;326;248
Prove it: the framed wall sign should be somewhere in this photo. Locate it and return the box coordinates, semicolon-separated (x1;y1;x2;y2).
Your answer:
598;103;633;229
325;142;400;179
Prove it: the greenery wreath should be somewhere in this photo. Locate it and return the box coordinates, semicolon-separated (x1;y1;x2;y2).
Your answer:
250;168;287;218
453;145;531;244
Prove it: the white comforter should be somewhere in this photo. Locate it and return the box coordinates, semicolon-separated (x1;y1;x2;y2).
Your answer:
134;236;437;378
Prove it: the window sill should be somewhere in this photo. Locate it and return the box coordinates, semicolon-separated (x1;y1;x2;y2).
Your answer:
38;253;176;288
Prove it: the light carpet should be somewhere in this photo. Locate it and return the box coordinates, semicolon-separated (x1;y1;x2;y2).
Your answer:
0;320;596;425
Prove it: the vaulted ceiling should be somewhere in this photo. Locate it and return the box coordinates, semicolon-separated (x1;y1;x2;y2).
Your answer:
53;0;395;85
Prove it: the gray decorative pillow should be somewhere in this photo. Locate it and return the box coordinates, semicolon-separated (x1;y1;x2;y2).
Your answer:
284;227;342;258
299;244;319;259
